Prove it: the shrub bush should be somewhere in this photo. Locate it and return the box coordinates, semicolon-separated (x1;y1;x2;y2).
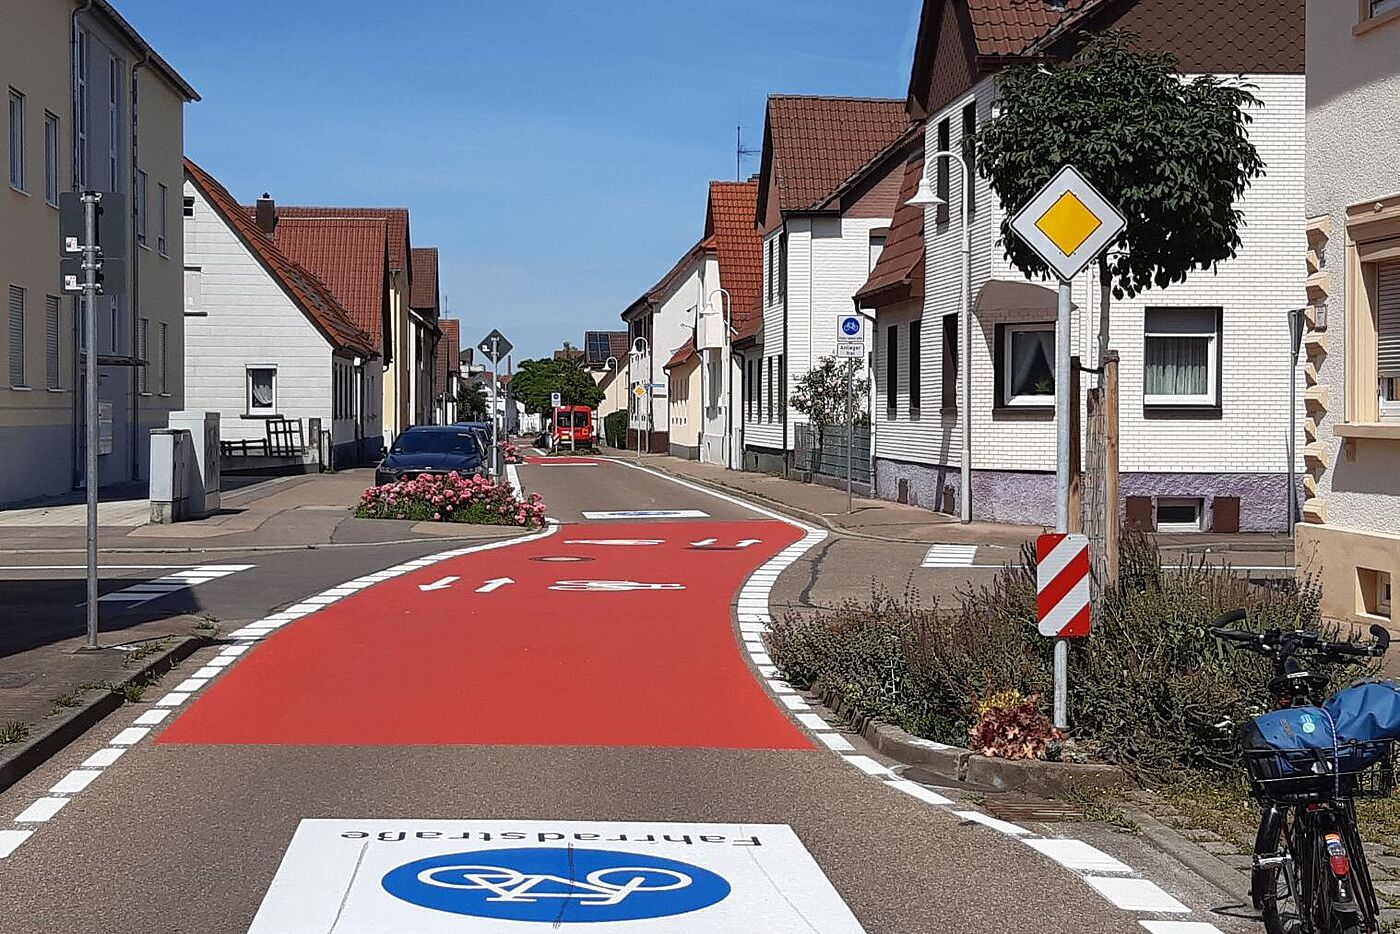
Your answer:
767;535;1369;781
604;410;628;448
355;472;546;528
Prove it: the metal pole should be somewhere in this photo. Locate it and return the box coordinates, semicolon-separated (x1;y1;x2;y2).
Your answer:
959;187;972;524
490;336;499;476
636;387;642;464
1287;308;1302;538
83;191;100;650
1053;278;1073;730
846;363;854;514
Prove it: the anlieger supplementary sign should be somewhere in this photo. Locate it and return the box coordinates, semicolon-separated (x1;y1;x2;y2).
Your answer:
247;819;865;933
1036;533;1091;637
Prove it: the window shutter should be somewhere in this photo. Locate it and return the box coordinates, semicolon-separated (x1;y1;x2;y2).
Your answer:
886;325;898;410
1211;496;1241;534
46;295;60;389
1378;263;1400;377
8;285;24;386
909;319;921;410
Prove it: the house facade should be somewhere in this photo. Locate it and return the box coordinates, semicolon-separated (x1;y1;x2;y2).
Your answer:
183;160;380;467
1;0;197;505
622;240;717;454
434;316;460;424
740;95;915;474
410;245;442;426
1295;0;1400;625
869;0;1307;532
664;339;702;459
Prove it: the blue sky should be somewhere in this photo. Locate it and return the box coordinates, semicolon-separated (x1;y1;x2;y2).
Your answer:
120;0;920;360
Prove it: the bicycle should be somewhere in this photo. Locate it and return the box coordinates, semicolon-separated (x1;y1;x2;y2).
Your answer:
1211;608;1393;934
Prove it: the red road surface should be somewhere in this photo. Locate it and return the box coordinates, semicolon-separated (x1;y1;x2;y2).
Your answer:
158;520;811;750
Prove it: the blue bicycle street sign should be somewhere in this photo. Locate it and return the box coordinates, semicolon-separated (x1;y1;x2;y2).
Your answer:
381;847;732;923
840;316;861;336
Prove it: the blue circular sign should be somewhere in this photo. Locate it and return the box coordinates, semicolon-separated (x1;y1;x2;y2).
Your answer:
381;847;731;923
840;316;861;336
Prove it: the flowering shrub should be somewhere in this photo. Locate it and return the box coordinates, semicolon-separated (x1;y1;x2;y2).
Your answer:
355;472;546;528
969;690;1062;761
500;441;522;464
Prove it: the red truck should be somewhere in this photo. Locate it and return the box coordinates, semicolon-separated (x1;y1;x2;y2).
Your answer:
551;406;595;451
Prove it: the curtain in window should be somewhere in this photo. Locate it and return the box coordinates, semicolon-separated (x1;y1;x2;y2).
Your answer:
1145;336;1209;395
250;371;274;407
1009;329;1054;397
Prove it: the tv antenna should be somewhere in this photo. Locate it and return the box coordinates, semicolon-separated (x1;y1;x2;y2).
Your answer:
736;125;760;181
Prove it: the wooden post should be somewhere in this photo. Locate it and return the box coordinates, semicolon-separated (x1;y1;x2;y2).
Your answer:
1069;356;1083;533
1102;351;1121;588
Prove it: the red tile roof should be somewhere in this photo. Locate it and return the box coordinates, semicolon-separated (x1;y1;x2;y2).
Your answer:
856;153;926;308
764;96;911;214
183;159;376;358
410;247;439;311
704;181;763;337
269;217;390;352
271;206;411;273
435;318;460;397
966;0;1093;56
664;337;697;371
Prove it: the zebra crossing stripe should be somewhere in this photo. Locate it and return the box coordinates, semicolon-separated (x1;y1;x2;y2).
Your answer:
921;544;978;568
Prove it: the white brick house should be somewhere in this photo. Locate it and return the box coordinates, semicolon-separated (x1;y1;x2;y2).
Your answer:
738;96;917;473
182;159;383;467
866;0;1307;532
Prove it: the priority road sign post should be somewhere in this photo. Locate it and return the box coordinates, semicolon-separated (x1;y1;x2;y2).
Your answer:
477;330;513;476
1037;533;1091;727
1011;166;1125;730
836;315;864;514
632;384;648;464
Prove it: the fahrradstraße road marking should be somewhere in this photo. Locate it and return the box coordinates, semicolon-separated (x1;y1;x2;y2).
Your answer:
247;820;864;933
582;509;709;519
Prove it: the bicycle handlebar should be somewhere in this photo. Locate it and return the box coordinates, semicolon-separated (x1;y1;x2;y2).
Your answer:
1208;610;1390;661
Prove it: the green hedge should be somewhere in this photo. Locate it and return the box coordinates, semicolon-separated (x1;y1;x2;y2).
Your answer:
603;410;628;448
766;535;1367;781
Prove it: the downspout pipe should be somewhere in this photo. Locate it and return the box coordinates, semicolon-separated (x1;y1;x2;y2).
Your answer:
71;1;94;491
130;51;149;481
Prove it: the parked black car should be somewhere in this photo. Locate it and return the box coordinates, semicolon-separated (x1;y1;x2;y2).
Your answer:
375;426;485;486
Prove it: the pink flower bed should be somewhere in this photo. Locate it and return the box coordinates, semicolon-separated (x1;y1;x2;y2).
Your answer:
356;472;546;528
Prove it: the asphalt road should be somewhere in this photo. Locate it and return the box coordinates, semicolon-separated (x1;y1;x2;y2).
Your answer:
0;457;1239;932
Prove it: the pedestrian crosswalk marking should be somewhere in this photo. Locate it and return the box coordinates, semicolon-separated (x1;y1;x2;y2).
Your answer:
91;564;253;607
920;544;978;568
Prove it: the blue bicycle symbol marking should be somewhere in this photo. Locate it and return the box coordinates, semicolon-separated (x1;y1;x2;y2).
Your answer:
840;317;861;336
382;847;732;923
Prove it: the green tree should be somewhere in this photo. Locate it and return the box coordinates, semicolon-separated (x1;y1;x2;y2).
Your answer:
973;31;1264;362
457;380;489;421
790;356;869;428
510;358;604;415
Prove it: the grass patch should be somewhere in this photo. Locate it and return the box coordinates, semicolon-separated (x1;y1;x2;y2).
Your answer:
121;637;174;667
0;721;30;746
1066;788;1142;834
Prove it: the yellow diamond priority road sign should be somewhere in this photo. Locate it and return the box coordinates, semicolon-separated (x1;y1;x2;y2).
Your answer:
1010;165;1126;282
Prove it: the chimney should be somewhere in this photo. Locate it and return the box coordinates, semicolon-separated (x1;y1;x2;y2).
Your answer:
255;193;277;235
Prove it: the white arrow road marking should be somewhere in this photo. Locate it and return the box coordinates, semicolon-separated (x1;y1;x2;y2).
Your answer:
418;576;460;592
691;538;718;547
476;577;515;593
548;580;686;592
564;539;664;546
736;539;761;548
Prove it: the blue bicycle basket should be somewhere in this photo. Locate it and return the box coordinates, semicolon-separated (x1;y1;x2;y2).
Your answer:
1241;706;1336;780
1324;681;1400;746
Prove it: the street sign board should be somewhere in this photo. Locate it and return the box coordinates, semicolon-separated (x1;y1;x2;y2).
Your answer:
550;391;562;408
59;191;126;259
248;819;866;933
1036;532;1091;637
836;315;863;359
1009;165;1125;283
477;329;513;362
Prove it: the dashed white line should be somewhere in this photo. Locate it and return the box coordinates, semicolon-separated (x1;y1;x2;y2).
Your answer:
14;797;69;823
954;811;1032;836
81;748;126;768
1139;923;1226;934
1085;877;1189;913
1024;838;1133;874
0;829;33;858
109;727;150;746
49;769;102;794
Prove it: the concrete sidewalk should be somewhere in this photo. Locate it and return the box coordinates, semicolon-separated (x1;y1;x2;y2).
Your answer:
619;449;1295;560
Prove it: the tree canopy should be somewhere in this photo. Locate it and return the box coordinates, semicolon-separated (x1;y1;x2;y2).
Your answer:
510;358;604;415
974;32;1264;302
790;356;869;428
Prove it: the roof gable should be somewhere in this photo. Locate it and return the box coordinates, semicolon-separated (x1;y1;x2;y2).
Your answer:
704;180;763;335
183;159;375;358
758;96;911;215
856;153;927;308
410;247;440;311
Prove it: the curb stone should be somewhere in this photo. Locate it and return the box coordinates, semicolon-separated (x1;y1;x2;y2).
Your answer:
0;634;208;795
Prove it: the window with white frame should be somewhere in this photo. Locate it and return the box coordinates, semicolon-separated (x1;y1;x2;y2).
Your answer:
8;89;24;191
45;295;60;389
1002;323;1054;406
247;366;275;414
1144;307;1220;407
182;195;195;217
157;183;168;256
869;233;886;274
1378;263;1400;420
135;170;148;247
43;112;58;205
1155;497;1203;532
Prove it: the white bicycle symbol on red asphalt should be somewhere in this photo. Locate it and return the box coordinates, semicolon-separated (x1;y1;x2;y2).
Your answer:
547;580;686;592
417;864;693;906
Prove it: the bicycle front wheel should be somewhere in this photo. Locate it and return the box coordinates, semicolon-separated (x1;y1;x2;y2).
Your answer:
1254;804;1306;934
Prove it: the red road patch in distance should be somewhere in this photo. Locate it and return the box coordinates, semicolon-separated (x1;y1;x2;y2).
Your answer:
523;455;605;465
158;520;811;750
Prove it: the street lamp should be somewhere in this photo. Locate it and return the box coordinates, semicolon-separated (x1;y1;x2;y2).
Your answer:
630;337;649;463
907;150;973;523
706;287;734;468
